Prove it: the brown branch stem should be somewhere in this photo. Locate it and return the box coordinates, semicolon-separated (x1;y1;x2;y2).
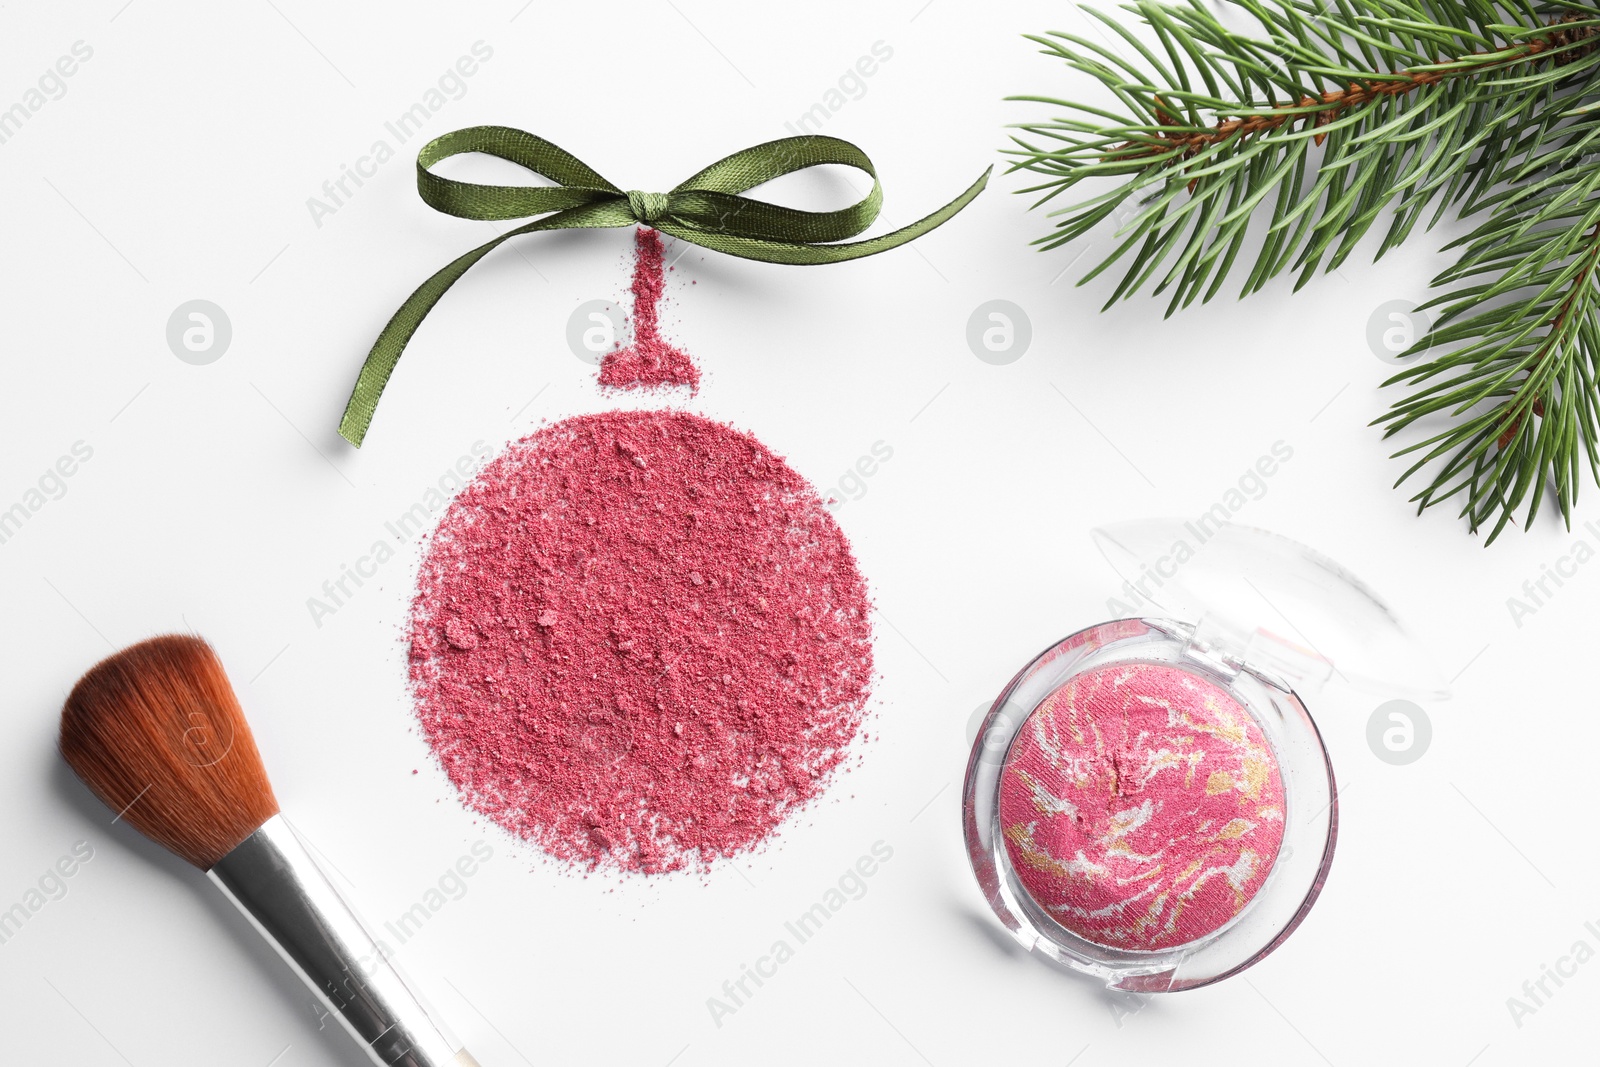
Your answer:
1143;15;1597;157
1496;221;1600;448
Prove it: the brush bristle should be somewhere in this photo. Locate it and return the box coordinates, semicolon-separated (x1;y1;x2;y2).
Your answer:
60;635;279;869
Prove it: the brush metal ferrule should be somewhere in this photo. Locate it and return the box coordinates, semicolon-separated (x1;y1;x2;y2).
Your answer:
208;814;478;1067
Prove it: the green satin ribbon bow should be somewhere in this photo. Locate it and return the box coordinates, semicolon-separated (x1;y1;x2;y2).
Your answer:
338;125;991;446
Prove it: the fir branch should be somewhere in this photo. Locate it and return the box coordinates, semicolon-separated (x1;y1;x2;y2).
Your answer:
1010;0;1600;314
1014;0;1600;541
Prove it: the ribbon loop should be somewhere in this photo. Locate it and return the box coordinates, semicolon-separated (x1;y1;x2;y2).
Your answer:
339;125;991;446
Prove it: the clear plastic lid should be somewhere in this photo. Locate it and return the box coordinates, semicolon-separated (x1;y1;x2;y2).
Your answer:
1091;519;1448;700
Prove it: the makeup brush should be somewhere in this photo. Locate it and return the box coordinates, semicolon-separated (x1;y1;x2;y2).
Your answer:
60;635;479;1067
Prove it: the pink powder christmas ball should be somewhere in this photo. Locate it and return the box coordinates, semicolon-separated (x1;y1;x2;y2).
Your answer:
998;662;1285;950
408;410;874;874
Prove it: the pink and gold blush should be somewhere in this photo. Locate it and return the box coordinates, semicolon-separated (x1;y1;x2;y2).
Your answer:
998;662;1285;951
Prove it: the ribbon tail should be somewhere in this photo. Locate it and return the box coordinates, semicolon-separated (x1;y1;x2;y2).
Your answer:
338;234;513;446
339;207;626;447
662;166;992;265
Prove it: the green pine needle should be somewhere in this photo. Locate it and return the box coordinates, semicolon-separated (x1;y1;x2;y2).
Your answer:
1012;0;1600;542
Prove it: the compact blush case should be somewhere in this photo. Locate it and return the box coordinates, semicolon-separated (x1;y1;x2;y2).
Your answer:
963;521;1446;992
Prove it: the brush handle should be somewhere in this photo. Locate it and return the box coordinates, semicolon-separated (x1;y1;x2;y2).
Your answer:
208;814;479;1067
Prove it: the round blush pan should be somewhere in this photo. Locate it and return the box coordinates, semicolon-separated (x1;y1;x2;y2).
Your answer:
997;661;1285;951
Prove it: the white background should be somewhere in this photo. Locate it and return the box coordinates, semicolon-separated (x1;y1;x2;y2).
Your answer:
0;2;1593;1065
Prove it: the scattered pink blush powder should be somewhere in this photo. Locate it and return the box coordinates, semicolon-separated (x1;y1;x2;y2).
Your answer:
998;662;1285;950
408;410;873;874
599;228;700;392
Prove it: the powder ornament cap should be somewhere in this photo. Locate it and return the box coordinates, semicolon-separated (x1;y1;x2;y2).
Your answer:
338;126;990;446
1093;519;1449;700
